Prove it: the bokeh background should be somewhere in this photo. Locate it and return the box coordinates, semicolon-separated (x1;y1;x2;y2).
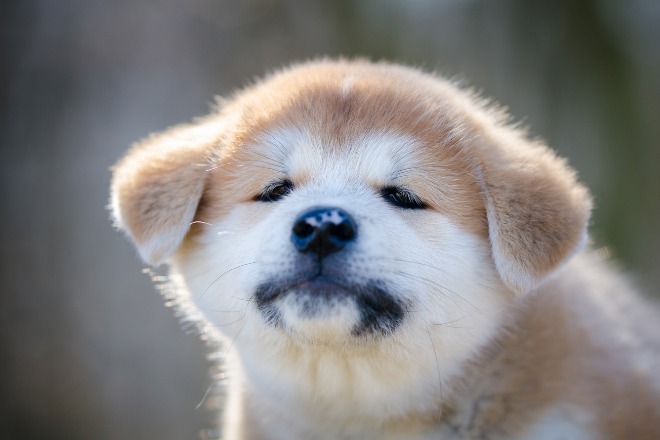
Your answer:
1;0;659;439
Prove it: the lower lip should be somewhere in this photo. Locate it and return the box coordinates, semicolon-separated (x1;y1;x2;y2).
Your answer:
289;277;350;297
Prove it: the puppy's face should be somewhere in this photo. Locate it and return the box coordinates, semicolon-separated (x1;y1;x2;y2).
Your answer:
188;126;500;342
111;60;591;419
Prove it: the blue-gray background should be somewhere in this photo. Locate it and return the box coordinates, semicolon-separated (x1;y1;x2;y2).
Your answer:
1;1;659;439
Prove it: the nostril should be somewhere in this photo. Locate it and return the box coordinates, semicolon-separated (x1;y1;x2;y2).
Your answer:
293;220;315;239
330;217;356;242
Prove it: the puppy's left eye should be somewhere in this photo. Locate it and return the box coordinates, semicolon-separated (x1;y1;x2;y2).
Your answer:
381;186;427;210
254;179;294;202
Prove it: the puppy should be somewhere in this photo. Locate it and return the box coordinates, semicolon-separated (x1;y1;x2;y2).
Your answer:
110;59;660;439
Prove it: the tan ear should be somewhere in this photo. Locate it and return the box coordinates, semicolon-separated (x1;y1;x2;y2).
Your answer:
110;115;225;265
479;138;592;294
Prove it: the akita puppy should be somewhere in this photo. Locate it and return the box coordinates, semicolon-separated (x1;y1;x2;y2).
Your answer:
111;59;660;439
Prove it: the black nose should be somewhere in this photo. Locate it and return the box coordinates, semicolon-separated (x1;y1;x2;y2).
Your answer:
291;207;357;258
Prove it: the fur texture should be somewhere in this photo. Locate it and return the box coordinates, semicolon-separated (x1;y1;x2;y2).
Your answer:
111;59;660;439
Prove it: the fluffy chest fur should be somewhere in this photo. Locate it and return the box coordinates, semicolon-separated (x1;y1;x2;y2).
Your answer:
110;59;660;439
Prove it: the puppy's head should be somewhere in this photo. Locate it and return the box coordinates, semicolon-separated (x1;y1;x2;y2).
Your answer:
111;60;591;416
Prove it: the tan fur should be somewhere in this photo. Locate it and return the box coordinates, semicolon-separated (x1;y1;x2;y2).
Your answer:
111;114;229;264
449;252;660;439
110;59;659;439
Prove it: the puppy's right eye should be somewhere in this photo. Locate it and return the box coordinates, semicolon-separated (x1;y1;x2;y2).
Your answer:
381;186;427;210
254;179;294;202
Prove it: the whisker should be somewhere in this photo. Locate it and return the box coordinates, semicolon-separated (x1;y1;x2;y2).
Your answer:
427;329;443;421
431;314;474;327
251;151;287;170
393;257;495;294
392;258;449;272
252;149;282;162
190;220;216;227
184;254;243;279
432;324;470;329
394;271;479;310
194;383;214;410
224;321;247;354
390;138;417;171
211;316;245;327
197;262;258;301
258;140;287;157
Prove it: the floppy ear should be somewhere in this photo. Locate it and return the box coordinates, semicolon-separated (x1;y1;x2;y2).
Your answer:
479;138;592;295
110;115;225;265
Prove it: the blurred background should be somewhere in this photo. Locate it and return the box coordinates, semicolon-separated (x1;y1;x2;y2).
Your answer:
1;0;659;438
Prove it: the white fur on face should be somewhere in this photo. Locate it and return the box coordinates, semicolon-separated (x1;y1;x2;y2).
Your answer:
174;128;510;428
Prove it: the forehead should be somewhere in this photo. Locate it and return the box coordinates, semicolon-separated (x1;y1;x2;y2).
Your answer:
229;62;468;181
256;127;420;186
211;62;487;236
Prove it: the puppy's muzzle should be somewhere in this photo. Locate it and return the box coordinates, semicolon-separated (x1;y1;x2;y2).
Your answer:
291;207;357;259
255;206;404;337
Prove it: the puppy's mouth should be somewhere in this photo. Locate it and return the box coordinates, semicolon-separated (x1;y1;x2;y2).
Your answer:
255;276;405;337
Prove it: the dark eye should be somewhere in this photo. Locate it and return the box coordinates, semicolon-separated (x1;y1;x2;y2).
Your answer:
255;179;294;202
381;186;427;210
